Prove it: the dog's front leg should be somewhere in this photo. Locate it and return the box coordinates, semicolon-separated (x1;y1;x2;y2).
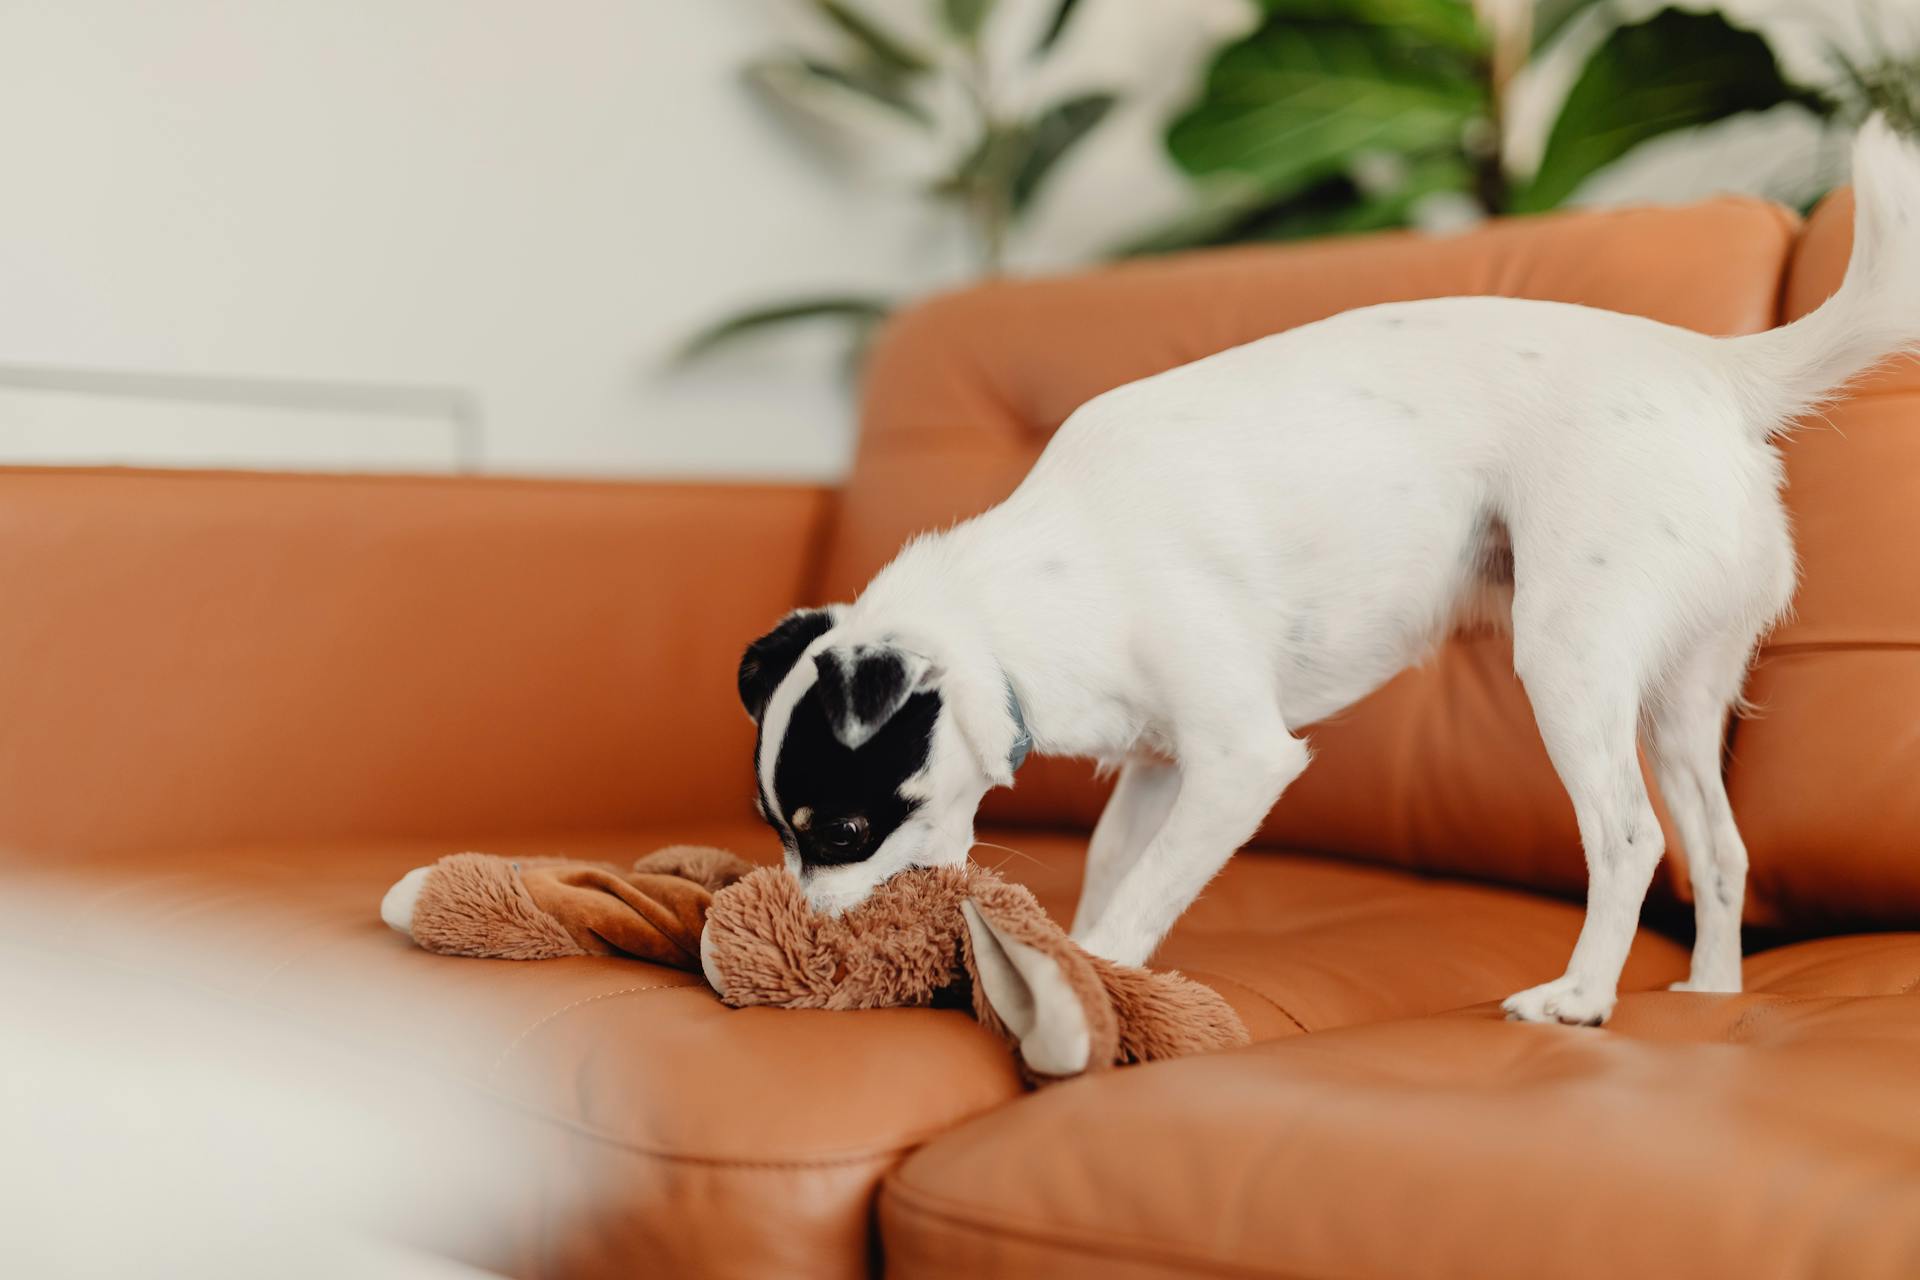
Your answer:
1075;726;1309;968
1071;755;1181;938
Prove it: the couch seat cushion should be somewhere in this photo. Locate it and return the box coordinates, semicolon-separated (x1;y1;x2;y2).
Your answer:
988;832;1685;1040
10;824;1685;1279
10;818;1015;1280
880;935;1920;1280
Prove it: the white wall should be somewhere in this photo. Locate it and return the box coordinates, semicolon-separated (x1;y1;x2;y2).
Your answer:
0;1;1907;481
0;0;1240;480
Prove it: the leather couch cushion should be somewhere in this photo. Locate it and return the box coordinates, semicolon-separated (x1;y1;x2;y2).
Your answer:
0;469;827;859
1723;191;1920;928
823;200;1799;896
9;822;1684;1279
882;936;1920;1280
997;827;1685;1039
8;819;1016;1280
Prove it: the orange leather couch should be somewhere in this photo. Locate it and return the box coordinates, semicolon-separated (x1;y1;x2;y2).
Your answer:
5;190;1916;1279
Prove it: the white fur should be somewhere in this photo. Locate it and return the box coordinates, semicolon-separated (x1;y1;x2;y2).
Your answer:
763;119;1920;1024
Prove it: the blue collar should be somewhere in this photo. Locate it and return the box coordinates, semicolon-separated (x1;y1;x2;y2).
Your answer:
1005;678;1033;774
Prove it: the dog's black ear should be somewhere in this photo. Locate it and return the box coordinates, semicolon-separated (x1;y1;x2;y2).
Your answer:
812;643;934;750
738;608;837;722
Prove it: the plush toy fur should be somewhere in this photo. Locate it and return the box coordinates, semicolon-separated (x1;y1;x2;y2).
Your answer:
382;849;1247;1083
383;846;753;966
699;864;1247;1082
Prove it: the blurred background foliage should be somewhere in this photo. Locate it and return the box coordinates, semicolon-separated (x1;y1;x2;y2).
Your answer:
684;0;1917;367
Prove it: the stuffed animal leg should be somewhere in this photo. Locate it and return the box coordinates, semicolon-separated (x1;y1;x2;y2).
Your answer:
700;865;1248;1084
381;846;752;970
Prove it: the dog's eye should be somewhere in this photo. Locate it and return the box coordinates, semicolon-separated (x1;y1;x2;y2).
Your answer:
817;815;869;855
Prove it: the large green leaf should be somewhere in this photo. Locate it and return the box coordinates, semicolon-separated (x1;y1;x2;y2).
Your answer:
1122;147;1473;253
676;297;893;362
1011;93;1116;210
1257;0;1486;58
1168;13;1487;206
1515;8;1815;212
812;1;931;75
1235;149;1476;239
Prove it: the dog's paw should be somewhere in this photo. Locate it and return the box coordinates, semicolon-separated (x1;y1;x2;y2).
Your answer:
380;866;433;939
1502;977;1613;1027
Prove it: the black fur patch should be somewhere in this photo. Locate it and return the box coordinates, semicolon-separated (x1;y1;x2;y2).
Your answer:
813;647;918;746
770;684;939;867
738;609;835;721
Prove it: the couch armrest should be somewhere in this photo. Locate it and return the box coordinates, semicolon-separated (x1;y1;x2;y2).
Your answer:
0;468;830;857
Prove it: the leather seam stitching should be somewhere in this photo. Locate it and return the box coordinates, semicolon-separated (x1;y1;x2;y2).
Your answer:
1724;992;1830;1040
1176;967;1309;1035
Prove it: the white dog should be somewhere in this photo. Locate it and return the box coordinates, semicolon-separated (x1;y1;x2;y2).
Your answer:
736;119;1920;1026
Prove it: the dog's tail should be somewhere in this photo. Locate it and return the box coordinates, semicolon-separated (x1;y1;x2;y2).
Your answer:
1728;115;1920;431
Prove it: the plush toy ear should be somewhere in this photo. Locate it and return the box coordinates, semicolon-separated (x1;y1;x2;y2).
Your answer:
960;899;1095;1077
811;643;934;750
738;607;838;722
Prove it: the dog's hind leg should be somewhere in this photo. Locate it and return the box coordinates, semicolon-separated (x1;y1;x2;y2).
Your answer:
1072;754;1181;937
1502;600;1666;1026
1645;628;1757;994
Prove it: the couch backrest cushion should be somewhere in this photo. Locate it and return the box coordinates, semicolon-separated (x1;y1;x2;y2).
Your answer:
1723;191;1920;928
0;469;827;857
823;199;1799;897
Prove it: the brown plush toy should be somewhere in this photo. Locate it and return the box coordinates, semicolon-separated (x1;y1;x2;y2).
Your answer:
381;850;1247;1084
380;846;754;966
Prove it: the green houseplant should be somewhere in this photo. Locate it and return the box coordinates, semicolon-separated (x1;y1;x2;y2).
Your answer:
1133;0;1828;251
684;1;1911;369
680;0;1114;367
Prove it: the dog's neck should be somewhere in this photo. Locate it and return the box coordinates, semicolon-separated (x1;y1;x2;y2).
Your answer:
845;510;1118;766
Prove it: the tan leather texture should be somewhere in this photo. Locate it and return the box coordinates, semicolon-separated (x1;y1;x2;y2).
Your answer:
824;199;1800;895
0;468;828;858
7;820;1018;1280
882;937;1920;1280
1723;191;1920;926
7;818;1684;1278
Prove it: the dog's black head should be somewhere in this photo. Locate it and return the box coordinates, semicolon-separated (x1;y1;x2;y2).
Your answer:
738;607;1019;912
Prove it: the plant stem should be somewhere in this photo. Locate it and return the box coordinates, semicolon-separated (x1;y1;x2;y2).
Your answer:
975;172;1010;275
1472;0;1530;215
960;38;1009;275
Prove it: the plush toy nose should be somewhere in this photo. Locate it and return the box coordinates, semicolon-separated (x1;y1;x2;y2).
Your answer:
380;866;432;937
699;923;728;1000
